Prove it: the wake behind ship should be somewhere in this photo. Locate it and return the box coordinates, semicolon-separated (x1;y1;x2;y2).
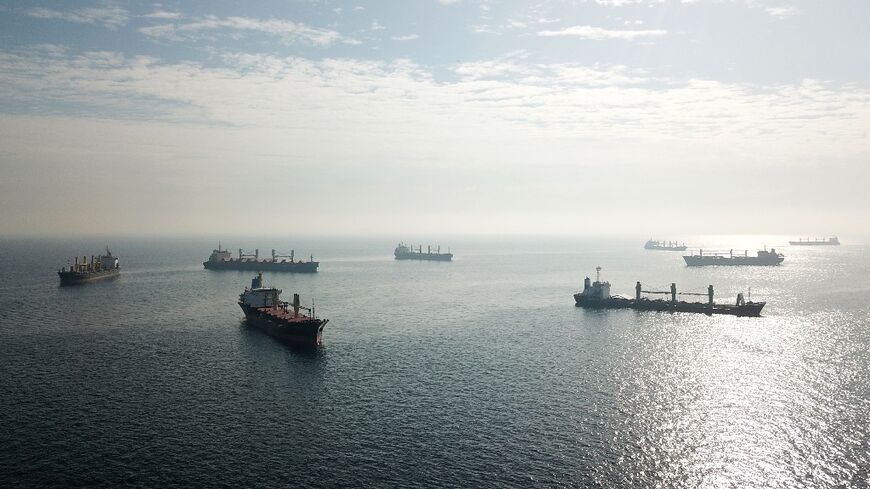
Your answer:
573;267;764;317
394;242;453;261
204;245;318;273
238;273;328;346
57;247;120;285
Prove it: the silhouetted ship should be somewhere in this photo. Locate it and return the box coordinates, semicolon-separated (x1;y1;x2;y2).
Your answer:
57;247;120;285
683;248;784;266
204;244;318;273
789;236;840;246
574;267;764;317
394;242;453;261
238;273;328;346
644;239;687;251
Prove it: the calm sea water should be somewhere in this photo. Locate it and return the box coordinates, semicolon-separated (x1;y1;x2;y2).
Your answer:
1;236;868;488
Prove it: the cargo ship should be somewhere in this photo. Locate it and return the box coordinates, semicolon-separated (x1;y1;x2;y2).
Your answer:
57;247;120;285
644;239;687;251
573;267;764;317
683;248;784;266
394;242;453;261
204;244;318;273
789;236;840;246
238;273;328;346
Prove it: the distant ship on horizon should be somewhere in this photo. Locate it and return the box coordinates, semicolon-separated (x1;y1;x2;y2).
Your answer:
204;244;318;273
644;239;687;251
683;248;784;267
394;242;453;261
789;236;840;246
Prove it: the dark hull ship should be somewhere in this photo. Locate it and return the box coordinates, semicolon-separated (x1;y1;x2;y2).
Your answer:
238;273;328;346
204;245;318;273
394;242;453;261
58;247;120;285
683;249;784;266
574;267;765;317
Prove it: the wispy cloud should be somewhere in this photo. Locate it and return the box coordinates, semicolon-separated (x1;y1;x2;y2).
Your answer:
391;34;420;41
538;25;666;40
765;6;800;19
142;10;182;20
140;15;344;46
2;46;866;162
25;3;128;30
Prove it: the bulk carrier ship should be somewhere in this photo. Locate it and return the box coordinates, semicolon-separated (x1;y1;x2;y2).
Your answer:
644;239;687;251
789;237;840;246
238;273;328;346
204;244;318;273
394;242;453;261
574;267;764;317
683;248;784;266
57;247;120;285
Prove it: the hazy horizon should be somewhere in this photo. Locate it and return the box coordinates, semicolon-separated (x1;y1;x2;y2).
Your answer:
2;0;868;236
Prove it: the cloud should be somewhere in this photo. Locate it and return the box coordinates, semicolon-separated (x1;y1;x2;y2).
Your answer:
765;6;800;19
391;34;420;41
370;20;386;31
2;46;868;236
538;25;667;40
142;10;181;20
140;15;343;46
25;3;128;30
2;46;866;162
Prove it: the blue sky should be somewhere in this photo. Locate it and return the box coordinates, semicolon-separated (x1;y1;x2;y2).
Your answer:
1;1;869;236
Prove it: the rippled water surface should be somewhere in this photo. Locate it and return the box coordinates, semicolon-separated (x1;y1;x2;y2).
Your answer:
1;236;868;487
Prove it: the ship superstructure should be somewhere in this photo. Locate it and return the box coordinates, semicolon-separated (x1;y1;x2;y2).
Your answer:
57;247;120;285
238;273;328;345
394;242;453;262
204;244;318;273
573;267;764;317
683;248;784;267
789;237;840;246
644;239;687;251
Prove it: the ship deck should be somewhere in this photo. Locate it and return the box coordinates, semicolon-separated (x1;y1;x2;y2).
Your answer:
256;306;320;324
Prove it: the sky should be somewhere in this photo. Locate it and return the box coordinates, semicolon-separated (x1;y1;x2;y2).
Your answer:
1;0;868;237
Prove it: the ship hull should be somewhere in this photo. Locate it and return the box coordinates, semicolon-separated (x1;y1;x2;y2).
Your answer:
645;246;687;251
239;303;327;345
58;269;120;285
574;295;764;317
683;256;783;266
205;260;318;273
394;252;453;261
788;241;839;246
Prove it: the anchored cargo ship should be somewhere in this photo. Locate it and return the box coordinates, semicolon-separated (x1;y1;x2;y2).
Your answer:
204;244;318;273
394;242;453;261
644;239;687;251
57;247;120;285
238;273;328;346
573;267;764;317
789;236;840;246
683;248;784;267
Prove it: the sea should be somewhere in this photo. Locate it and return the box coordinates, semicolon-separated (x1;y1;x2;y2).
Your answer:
0;236;868;488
